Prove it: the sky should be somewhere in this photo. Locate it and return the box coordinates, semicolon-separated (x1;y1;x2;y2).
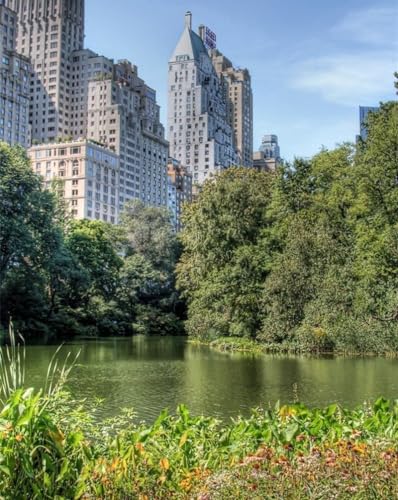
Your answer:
85;0;398;161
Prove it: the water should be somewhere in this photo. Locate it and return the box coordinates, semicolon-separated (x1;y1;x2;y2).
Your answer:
24;336;398;422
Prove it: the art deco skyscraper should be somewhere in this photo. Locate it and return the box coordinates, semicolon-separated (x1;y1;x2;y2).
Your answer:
5;0;85;143
168;12;237;185
210;50;253;167
0;0;30;147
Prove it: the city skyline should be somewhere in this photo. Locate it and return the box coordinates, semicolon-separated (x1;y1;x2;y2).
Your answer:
85;0;397;161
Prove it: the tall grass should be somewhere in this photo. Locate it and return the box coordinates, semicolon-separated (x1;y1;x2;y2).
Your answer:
0;322;25;405
0;321;79;404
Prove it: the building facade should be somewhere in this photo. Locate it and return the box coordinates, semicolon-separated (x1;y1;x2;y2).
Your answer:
167;157;192;231
168;12;237;186
252;150;277;172
6;0;168;213
259;134;280;160
210;49;253;167
28;139;120;223
5;0;85;143
87;59;168;211
0;0;30;147
253;135;281;171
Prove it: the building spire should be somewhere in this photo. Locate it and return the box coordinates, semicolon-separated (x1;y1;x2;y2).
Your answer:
185;11;192;29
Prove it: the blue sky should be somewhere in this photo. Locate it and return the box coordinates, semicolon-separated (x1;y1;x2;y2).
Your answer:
85;0;398;161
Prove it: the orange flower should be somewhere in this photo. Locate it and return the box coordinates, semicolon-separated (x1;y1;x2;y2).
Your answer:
15;434;23;442
159;458;170;471
135;442;145;454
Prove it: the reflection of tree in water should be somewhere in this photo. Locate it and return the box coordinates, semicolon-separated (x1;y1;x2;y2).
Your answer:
22;339;398;423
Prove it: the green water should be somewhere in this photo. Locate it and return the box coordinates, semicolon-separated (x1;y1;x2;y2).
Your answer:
24;336;398;422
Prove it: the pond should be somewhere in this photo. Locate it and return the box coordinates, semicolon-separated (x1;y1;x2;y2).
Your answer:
24;336;398;422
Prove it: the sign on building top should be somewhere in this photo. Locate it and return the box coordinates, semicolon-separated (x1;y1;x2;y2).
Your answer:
204;26;217;50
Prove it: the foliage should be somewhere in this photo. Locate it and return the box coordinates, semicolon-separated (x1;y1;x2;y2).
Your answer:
0;144;183;339
0;384;397;498
178;102;398;353
177;168;273;340
197;440;398;499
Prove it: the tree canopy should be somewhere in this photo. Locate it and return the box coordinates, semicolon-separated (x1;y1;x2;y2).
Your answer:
177;102;398;353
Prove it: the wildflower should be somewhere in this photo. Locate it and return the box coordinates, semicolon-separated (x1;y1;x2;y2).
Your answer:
15;434;23;442
279;406;297;419
180;478;192;492
110;458;119;471
159;458;170;471
135;442;145;454
352;443;367;455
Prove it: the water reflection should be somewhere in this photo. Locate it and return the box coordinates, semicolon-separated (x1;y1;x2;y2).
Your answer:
22;337;398;422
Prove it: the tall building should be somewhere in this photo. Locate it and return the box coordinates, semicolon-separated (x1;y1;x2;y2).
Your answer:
5;0;85;143
28;139;120;223
210;49;253;167
167;157;192;231
253;135;281;171
168;12;237;186
259;134;280;160
7;0;169;212
252;150;277;172
359;106;379;141
0;0;30;147
87;59;168;210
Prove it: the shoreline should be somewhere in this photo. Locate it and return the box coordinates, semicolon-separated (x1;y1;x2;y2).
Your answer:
188;336;398;357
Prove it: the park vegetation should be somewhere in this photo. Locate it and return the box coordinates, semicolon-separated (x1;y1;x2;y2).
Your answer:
0;146;182;340
0;356;397;498
1;102;397;353
177;102;398;353
0;331;397;498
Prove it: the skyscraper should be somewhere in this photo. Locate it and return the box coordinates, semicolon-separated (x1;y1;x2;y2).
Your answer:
87;59;169;209
9;0;169;214
210;49;253;167
167;157;192;231
5;0;85;143
259;134;280;160
168;12;237;185
253;135;281;171
0;0;30;147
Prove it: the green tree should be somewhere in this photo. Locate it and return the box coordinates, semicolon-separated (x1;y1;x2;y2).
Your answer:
177;168;274;339
0;144;75;337
120;200;183;335
65;219;123;301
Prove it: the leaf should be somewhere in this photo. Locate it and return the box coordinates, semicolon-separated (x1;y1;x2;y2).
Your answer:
0;465;10;476
179;432;188;447
17;406;34;427
284;423;299;443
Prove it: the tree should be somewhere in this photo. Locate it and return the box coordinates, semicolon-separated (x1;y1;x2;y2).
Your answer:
65;219;123;301
0;145;58;282
0;144;74;337
177;168;274;339
119;200;183;335
121;200;179;272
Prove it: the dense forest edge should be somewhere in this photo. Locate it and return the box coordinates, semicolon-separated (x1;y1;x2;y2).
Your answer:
1;101;398;353
178;101;398;354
